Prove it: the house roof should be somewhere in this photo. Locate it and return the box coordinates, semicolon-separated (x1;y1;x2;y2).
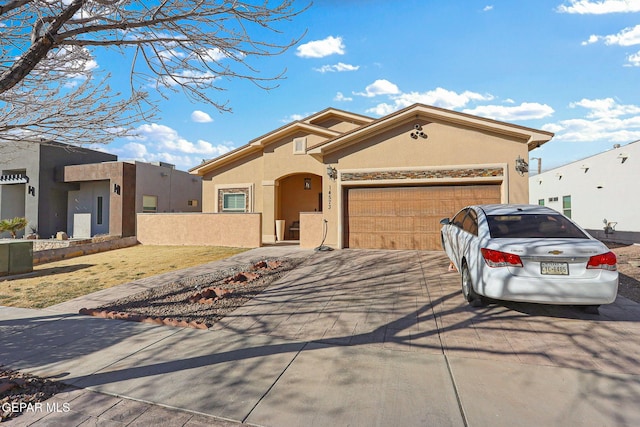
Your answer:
189;107;372;175
308;103;554;157
189;103;554;175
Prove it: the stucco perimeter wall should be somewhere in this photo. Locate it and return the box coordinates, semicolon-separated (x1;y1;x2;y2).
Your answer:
300;212;324;249
136;213;261;248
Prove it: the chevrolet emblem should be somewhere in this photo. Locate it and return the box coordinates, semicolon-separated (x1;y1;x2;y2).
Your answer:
548;250;564;255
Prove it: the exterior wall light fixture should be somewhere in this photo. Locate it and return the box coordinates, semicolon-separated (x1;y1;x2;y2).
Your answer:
618;153;629;163
515;156;529;176
580;164;589;173
410;124;428;139
326;166;337;180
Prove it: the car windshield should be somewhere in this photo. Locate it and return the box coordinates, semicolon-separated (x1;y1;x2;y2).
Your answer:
487;214;588;239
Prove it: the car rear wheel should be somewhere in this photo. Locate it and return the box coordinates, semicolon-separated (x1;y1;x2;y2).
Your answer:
461;262;487;307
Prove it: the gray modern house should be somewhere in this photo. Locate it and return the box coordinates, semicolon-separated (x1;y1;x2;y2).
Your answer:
64;160;202;238
1;140;203;239
0;140;116;238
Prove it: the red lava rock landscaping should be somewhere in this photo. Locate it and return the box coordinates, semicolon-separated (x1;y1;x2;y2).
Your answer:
79;258;304;330
188;286;235;305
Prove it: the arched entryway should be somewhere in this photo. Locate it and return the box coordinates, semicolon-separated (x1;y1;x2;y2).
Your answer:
276;173;323;240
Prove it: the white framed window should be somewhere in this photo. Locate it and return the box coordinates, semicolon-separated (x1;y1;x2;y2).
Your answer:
222;193;246;212
142;195;158;213
216;184;253;213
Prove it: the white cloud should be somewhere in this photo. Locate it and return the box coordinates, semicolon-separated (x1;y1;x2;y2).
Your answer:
158;70;217;87
121;142;149;158
204;48;228;61
483;5;494;12
365;87;493;115
296;36;345;58
583;24;640;46
354;79;400;98
366;103;398;116
628;50;640;66
191;110;213;123
569;97;640;118
122;123;233;170
334;92;353;102
557;0;640;14
313;62;360;73
463;102;555;121
542;98;640;142
397;88;493;109
582;34;601;45
280;113;307;123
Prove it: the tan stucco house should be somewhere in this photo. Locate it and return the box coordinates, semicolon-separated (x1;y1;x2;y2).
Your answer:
189;103;554;250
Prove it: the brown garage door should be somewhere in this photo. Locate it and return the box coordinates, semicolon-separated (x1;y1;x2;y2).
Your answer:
344;185;501;250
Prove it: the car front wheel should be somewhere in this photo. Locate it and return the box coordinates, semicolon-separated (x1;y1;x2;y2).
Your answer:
461;262;487;307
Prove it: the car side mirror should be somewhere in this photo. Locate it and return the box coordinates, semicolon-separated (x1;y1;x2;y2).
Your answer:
440;218;450;225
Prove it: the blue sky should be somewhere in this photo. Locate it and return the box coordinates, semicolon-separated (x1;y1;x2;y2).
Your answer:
101;0;640;172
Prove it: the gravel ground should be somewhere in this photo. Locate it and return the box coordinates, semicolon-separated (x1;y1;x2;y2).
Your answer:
84;257;306;327
1;368;68;422
610;243;640;303
2;247;640;423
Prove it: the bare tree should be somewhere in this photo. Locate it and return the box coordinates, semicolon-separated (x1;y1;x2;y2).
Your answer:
0;0;307;145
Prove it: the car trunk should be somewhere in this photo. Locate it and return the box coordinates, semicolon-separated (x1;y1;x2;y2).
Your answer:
486;239;612;279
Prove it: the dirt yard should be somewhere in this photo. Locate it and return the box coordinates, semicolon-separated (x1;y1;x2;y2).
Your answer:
0;245;248;308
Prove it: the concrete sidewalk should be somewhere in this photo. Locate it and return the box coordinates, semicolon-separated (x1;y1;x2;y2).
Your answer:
2;247;640;426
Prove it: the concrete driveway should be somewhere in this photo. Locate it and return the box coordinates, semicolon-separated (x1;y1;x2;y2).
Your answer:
2;247;640;426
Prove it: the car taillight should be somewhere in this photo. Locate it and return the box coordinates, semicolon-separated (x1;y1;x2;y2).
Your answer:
587;252;617;271
481;248;523;268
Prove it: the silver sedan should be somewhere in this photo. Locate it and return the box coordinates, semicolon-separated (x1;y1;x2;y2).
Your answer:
440;204;618;313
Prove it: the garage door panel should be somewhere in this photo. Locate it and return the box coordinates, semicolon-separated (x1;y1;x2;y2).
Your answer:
414;216;443;232
348;200;396;216
344;185;501;250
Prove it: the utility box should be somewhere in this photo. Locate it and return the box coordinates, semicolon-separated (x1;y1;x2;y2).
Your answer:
0;241;34;276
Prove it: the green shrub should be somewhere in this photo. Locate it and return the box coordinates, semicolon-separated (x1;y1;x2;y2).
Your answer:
0;217;29;239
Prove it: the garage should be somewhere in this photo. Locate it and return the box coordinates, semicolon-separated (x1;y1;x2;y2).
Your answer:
343;184;502;250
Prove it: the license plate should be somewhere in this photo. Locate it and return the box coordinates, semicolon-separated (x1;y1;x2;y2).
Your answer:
541;262;569;275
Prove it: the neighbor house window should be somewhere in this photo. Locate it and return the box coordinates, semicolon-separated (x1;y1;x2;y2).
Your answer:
143;195;158;213
548;196;558;202
97;196;103;225
562;195;572;218
538;199;544;206
222;193;246;212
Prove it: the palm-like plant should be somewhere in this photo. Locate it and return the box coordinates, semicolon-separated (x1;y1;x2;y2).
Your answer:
0;217;29;239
